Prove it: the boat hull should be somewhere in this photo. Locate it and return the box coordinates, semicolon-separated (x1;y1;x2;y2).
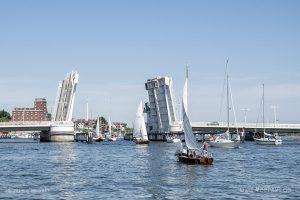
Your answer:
178;155;214;165
134;139;149;144
108;137;117;142
254;138;282;145
209;140;240;148
93;137;104;142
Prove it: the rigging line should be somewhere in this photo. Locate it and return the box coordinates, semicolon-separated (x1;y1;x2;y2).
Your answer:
228;78;238;133
218;59;229;122
255;85;263;132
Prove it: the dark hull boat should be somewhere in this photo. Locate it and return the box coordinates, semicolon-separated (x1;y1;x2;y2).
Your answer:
178;154;214;165
93;137;104;142
135;140;149;144
134;138;149;144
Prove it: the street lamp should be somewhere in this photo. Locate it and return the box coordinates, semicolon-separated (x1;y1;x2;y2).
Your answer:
270;105;278;128
241;108;250;124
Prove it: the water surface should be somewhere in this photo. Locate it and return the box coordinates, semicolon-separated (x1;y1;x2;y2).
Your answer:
0;137;299;199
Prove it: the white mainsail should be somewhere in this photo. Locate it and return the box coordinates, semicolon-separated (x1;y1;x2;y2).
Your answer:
95;117;100;138
133;101;148;140
108;116;112;137
182;74;199;150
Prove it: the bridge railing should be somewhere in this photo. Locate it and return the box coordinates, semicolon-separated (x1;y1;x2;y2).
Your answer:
191;122;300;130
0;121;73;127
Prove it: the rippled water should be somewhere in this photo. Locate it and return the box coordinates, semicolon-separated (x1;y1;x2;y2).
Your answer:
0;137;299;199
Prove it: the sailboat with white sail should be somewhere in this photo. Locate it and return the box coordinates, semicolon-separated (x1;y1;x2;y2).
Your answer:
254;84;282;145
133;101;149;144
93;117;104;142
176;65;214;165
107;116;117;141
209;60;241;148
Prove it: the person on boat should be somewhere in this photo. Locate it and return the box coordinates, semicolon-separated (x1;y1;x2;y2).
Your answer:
202;142;209;157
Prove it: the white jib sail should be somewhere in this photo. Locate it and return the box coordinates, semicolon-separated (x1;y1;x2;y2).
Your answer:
95;117;100;138
108;116;112;137
133;101;148;140
182;77;199;150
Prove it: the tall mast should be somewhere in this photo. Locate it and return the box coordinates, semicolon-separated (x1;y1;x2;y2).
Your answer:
185;64;189;114
86;101;89;121
262;83;265;133
226;59;230;131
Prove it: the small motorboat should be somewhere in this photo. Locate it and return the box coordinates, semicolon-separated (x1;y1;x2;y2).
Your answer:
173;138;181;143
166;136;181;143
108;137;117;142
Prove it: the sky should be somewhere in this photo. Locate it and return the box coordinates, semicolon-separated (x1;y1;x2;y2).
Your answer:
0;0;299;124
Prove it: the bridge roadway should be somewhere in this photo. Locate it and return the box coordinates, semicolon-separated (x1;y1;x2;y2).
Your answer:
1;121;300;134
191;122;300;134
0;121;73;132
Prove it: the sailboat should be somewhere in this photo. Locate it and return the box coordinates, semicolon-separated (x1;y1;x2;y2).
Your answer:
133;101;149;144
176;65;214;165
107;116;117;141
209;60;241;148
254;84;282;145
93;117;104;142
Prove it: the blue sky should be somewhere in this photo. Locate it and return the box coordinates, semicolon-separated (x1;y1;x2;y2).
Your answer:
0;0;299;124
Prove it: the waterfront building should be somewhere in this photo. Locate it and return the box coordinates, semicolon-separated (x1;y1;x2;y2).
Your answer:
12;98;48;121
145;76;182;140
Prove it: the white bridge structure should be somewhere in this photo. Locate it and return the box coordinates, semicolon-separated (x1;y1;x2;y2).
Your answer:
0;71;79;142
192;121;300;134
144;76;182;140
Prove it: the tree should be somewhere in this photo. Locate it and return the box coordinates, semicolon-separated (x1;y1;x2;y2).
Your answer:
47;113;52;120
0;109;11;122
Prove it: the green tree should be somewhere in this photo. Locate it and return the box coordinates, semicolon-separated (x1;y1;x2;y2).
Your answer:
0;109;11;122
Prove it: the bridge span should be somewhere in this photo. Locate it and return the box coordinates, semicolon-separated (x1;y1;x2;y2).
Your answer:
0;121;50;132
0;70;79;142
191;122;300;134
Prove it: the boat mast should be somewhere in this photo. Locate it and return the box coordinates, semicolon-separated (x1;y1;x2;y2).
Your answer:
262;83;265;133
226;59;230;132
185;64;189;114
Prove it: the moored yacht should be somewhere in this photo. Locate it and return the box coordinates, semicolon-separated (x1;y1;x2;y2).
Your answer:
254;84;282;145
209;60;241;148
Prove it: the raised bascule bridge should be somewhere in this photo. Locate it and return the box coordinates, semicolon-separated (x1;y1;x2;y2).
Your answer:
0;71;79;142
144;76;300;141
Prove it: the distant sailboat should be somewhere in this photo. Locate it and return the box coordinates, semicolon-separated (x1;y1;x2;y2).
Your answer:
107;116;117;141
254;84;282;145
209;60;241;148
133;101;149;144
93;117;104;142
176;65;213;165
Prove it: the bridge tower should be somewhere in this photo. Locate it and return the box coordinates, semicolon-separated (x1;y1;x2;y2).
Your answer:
145;76;182;140
40;71;79;142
